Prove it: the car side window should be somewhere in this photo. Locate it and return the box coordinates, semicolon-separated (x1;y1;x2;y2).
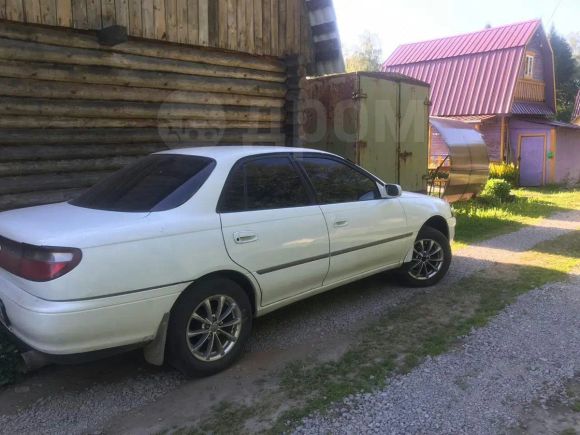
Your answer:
220;156;312;212
298;157;380;205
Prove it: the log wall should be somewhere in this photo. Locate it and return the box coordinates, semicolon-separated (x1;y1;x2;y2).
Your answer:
0;0;314;60
0;21;289;210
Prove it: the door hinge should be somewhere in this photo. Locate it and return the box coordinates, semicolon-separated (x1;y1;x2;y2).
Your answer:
399;151;413;162
352;92;368;100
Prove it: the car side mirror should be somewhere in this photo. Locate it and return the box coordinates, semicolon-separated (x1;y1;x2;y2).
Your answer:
385;184;402;197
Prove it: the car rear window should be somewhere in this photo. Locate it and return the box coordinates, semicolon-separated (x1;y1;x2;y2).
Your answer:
70;154;215;212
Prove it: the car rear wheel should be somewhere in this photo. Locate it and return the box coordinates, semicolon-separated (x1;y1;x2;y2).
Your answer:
397;226;451;287
167;277;252;377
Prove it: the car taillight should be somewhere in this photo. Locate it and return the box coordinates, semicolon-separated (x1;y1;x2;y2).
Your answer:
0;236;82;282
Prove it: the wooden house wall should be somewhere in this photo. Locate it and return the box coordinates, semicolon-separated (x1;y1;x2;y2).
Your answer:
0;21;288;210
0;0;314;62
519;33;545;81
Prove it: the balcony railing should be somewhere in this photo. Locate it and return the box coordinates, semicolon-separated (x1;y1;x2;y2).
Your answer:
514;79;545;102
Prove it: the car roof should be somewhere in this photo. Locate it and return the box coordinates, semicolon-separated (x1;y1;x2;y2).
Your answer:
155;146;334;163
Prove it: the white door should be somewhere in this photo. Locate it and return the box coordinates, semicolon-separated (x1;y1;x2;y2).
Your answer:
295;155;410;286
219;155;330;306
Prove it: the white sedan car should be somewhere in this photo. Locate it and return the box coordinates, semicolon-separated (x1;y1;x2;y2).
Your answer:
0;147;455;376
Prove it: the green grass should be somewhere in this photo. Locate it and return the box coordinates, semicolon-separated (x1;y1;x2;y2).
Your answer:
188;232;580;434
452;186;580;249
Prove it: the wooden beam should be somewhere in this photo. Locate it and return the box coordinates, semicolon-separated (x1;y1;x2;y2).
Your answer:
185;0;198;45
100;0;116;27
0;77;285;107
253;0;262;54
153;0;166;40
165;0;177;41
206;0;217;46
0;97;284;122
56;0;72;26
114;0;129;27
262;0;271;55
0;116;280;129
0;127;284;145
177;0;191;44
6;0;24;21
0;0;6;19
278;0;285;54
270;0;278;55
0;21;286;72
23;0;41;23
217;0;227;47
198;0;209;45
245;0;254;52
128;0;142;36
141;0;154;38
0;38;287;82
0;59;287;97
236;0;246;51
39;0;57;25
71;0;88;28
86;0;102;28
226;0;236;50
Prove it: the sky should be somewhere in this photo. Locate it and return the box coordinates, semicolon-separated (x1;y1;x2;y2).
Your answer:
333;0;580;60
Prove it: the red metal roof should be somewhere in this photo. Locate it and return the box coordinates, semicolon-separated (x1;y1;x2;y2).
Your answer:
382;20;544;117
384;20;540;66
573;90;580;122
384;47;524;116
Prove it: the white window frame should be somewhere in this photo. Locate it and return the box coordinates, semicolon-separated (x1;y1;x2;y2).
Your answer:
524;54;535;79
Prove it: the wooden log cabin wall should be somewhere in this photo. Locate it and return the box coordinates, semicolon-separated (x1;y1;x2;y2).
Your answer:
0;0;344;210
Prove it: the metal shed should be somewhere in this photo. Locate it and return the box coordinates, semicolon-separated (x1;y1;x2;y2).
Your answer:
429;117;489;202
300;71;430;192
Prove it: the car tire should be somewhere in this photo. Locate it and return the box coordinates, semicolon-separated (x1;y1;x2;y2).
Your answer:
166;277;253;377
397;226;451;287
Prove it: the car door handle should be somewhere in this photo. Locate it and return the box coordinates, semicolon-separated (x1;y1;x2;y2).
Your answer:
334;218;349;228
233;231;258;244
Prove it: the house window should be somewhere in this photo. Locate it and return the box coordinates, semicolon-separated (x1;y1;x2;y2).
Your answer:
524;55;535;79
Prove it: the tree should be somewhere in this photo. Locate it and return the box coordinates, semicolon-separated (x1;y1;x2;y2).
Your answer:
344;31;383;72
549;27;580;121
567;31;580;62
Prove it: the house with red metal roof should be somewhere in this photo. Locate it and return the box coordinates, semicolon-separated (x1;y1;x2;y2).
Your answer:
573;90;580;125
383;20;580;186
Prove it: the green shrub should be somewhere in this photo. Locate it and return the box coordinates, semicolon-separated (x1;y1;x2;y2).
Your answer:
489;162;519;186
480;178;512;202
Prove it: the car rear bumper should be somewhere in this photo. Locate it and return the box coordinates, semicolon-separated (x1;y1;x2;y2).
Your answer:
0;276;186;355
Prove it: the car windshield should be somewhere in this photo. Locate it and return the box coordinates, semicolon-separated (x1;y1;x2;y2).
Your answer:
70;154;215;212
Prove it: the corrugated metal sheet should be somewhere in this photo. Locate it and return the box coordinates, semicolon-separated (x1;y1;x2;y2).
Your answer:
384;20;540;66
572;90;580;123
511;102;555;116
384;48;524;116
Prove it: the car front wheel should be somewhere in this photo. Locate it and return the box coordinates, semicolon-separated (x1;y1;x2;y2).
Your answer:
397;226;451;287
167;277;253;377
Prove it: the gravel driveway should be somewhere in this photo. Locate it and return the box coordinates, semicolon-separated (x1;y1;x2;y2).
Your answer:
294;271;580;435
0;210;578;434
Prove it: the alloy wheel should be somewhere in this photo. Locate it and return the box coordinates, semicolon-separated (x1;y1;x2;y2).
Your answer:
408;238;445;280
186;295;242;362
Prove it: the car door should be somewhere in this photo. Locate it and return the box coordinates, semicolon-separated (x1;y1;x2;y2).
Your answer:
219;154;330;306
295;155;411;286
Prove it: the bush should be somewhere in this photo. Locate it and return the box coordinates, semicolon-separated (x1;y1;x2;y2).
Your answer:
480;178;513;203
489;163;519;186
